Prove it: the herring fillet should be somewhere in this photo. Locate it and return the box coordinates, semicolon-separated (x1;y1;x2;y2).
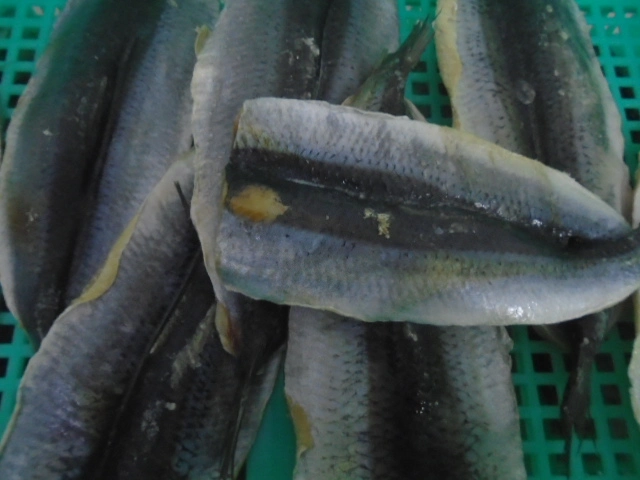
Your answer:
218;101;640;327
388;324;524;479
435;0;631;441
285;309;404;480
228;99;628;242
95;270;285;479
64;0;219;303
218;192;640;327
0;0;218;343
0;157;198;479
190;0;332;334
435;0;629;215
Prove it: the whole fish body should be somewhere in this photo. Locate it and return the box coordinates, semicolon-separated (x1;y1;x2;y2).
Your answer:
218;99;640;328
435;0;631;441
0;0;218;344
0;156;200;479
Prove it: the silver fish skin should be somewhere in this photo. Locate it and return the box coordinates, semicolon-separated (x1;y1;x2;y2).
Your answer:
435;0;630;216
285;16;410;479
219;124;640;326
0;156;198;479
336;23;523;477
228;98;628;241
388;324;526;479
0;0;218;344
95;282;286;480
285;308;405;480
435;0;631;442
64;0;220;304
190;0;332;339
218;189;640;326
315;0;399;104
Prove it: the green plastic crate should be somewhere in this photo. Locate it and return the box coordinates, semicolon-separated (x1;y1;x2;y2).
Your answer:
0;1;638;479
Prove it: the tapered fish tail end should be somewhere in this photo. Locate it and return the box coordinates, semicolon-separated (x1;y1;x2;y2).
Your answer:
395;15;434;75
343;14;433;113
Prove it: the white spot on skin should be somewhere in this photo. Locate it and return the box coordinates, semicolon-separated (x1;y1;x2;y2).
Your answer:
506;306;525;320
546;5;553;13
43;129;53;136
166;402;176;410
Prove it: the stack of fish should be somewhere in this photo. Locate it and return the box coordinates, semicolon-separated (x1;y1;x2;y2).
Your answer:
0;0;637;478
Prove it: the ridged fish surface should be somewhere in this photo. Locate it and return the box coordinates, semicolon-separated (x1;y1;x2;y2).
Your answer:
0;157;198;479
387;324;526;479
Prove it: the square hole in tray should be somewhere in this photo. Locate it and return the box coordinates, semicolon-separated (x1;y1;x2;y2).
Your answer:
17;49;35;62
0;324;13;344
624;7;637;19
608;417;629;439
21;27;39;40
537;385;559;405
602;384;622;405
595;352;615;372
543;418;564;440
13;71;31;85
615;65;631;77
550;454;569;476
532;353;554;372
583;453;604;475
626;108;640;121
631;130;640;144
0;6;16;18
615;453;637;475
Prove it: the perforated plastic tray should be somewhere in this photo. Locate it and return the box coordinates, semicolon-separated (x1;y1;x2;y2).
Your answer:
0;1;638;479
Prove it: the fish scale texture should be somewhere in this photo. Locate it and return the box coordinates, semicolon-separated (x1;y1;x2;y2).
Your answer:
0;1;638;480
285;309;403;480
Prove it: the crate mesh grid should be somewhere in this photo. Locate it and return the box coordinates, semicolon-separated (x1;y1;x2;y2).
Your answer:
0;1;636;479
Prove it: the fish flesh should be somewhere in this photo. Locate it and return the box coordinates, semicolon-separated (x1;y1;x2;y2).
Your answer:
0;156;200;479
0;0;218;344
435;0;631;442
217;99;640;327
